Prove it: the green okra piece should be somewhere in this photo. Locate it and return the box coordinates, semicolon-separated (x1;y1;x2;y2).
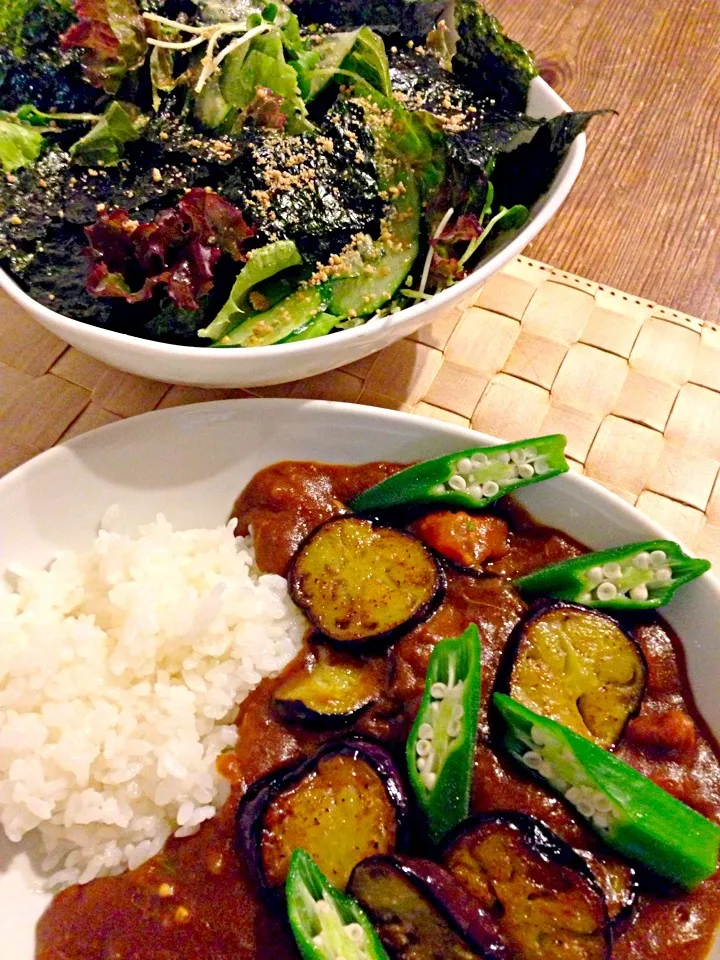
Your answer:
286;849;389;960
406;624;482;845
515;539;710;610
350;435;568;514
493;693;720;890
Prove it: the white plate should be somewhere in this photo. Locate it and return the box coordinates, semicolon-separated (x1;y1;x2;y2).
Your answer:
1;398;718;958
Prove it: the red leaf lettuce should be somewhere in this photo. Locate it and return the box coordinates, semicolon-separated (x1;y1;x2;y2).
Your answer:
85;188;255;311
61;0;148;94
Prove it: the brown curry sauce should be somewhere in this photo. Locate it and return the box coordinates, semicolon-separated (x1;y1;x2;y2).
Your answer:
36;460;720;960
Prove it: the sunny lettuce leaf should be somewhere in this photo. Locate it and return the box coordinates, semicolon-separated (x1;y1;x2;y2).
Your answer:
0;118;45;172
69;100;147;166
196;22;311;133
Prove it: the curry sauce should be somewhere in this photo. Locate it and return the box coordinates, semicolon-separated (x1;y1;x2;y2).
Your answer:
36;461;720;960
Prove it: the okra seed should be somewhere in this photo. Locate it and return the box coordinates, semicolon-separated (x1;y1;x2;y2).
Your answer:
471;452;488;466
418;723;434;740
345;923;366;944
533;457;549;475
448;718;462;737
654;566;672;583
524;446;538;459
424;772;437;790
587;566;604;585
448;475;467;491
522;750;543;769
316;900;332;917
510;448;527;464
650;549;667;568
633;551;651;570
517;463;535;479
630;584;649;602
431;484;446;496
451;705;464;721
538;760;554;779
596;581;617;601
456;458;474;475
417;756;427;772
430;682;448;698
496;451;511;464
602;562;622;580
482;481;500;497
594;795;613;814
531;725;552;746
576;799;595;818
416;739;432;757
468;484;483;499
593;812;610;830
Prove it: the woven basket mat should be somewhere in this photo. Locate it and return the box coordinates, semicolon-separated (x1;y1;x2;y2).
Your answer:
2;254;720;564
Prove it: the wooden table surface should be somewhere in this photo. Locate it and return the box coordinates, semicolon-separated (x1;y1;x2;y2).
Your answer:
491;0;720;325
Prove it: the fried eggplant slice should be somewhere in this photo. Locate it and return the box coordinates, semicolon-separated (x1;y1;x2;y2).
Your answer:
409;512;509;574
236;738;409;892
273;648;383;727
289;517;444;646
348;855;513;960
499;601;646;749
581;852;638;929
441;812;610;960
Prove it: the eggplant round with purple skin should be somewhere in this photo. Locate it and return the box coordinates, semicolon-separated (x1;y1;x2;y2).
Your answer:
348;854;514;960
272;647;384;728
497;600;646;749
580;850;639;930
236;737;409;893
440;812;611;960
288;516;445;648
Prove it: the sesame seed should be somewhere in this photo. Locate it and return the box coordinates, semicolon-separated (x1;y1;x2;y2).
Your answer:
9;215;22;225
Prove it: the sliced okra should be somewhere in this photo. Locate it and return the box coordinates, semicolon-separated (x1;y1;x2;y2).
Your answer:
286;849;390;960
514;539;710;609
406;624;482;845
350;435;569;513
493;693;720;890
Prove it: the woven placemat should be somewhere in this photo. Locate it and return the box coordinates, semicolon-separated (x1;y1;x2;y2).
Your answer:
2;255;720;564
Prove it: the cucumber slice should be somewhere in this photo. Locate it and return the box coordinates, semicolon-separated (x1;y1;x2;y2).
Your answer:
214;285;328;348
327;171;419;318
281;312;338;343
199;240;303;342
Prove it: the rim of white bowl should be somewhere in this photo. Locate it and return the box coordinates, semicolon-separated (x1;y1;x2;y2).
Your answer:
0;78;585;363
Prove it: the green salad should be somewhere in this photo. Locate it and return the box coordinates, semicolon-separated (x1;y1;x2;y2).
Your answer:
0;0;606;346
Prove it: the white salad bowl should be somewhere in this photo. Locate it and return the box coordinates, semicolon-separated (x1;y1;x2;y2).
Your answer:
0;78;585;389
0;398;718;959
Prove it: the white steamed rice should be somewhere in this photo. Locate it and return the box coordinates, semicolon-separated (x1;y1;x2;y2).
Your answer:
0;511;306;889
